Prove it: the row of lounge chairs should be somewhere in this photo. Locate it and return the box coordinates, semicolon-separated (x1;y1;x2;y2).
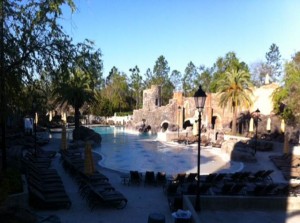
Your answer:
60;149;127;210
174;135;224;148
169;170;273;188
22;153;71;210
165;170;275;212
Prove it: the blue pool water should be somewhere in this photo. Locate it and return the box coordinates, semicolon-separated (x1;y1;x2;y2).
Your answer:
93;126;242;175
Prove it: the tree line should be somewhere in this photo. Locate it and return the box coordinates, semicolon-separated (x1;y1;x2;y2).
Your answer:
1;0;300;170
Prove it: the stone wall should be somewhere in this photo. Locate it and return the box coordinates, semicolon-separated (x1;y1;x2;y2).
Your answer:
133;100;178;133
131;83;280;133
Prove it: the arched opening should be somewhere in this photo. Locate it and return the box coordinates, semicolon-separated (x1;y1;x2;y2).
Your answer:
161;122;169;132
183;120;193;129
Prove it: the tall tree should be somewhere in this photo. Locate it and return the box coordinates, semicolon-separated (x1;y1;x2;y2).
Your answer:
250;61;270;87
182;61;198;96
0;0;75;170
210;52;249;93
273;52;300;124
129;66;143;109
52;40;103;132
103;67;130;113
143;68;153;88
152;55;170;84
170;69;182;92
91;90;114;117
194;66;212;93
216;69;253;134
265;43;282;82
144;55;173;105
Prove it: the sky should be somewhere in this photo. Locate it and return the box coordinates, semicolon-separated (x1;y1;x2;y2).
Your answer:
60;0;300;77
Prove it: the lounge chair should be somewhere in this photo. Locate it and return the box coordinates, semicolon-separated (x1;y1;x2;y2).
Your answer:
79;182;115;199
144;171;156;186
28;185;71;210
77;170;109;184
86;185;127;210
28;178;67;195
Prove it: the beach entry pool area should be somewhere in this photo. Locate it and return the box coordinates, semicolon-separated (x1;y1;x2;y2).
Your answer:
93;126;242;175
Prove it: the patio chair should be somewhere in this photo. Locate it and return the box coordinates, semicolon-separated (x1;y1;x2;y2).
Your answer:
129;170;142;185
156;171;167;186
144;171;156;186
185;173;197;183
172;173;186;184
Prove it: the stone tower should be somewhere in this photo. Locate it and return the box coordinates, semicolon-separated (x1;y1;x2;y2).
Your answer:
142;85;162;111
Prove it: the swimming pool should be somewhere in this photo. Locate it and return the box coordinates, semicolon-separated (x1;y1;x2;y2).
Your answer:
93;126;242;175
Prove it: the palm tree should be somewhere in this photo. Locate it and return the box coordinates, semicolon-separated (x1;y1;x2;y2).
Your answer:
216;68;253;134
53;69;95;131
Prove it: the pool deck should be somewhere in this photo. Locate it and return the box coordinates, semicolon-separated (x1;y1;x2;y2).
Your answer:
26;137;300;223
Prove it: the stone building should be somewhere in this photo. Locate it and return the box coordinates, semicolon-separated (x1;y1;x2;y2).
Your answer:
132;81;280;135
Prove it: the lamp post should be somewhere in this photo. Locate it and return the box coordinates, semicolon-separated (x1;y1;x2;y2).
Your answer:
178;106;181;138
193;85;207;212
253;108;260;155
